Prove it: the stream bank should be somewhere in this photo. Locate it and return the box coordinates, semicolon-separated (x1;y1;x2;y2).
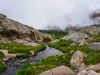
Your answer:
0;46;63;75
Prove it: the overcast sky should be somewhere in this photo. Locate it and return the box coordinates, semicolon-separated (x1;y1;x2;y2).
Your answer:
0;0;100;29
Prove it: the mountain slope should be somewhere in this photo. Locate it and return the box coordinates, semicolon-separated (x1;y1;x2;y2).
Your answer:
0;13;43;43
80;24;100;35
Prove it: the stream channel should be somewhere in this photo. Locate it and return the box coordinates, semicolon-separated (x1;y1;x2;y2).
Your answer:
1;45;64;75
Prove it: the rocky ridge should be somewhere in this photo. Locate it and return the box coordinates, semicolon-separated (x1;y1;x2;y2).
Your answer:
80;24;100;35
0;13;47;44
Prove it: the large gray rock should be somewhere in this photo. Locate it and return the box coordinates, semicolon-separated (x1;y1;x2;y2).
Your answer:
80;24;100;35
0;38;11;43
89;43;100;51
86;63;100;72
39;65;75;75
77;70;88;75
70;51;85;68
77;70;100;75
63;32;88;42
63;32;88;45
88;70;100;75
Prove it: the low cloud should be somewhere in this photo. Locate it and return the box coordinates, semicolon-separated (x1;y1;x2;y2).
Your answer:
0;0;100;29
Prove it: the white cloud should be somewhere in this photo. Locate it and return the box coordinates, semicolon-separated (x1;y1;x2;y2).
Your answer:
0;0;100;29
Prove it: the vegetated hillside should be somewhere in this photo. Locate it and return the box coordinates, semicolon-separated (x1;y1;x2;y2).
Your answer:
39;29;68;39
0;13;44;43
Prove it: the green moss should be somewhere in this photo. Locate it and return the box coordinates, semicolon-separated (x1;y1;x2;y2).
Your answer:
0;63;6;73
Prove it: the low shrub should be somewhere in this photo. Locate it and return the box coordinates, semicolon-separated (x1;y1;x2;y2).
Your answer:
0;52;5;59
48;39;73;50
0;63;6;73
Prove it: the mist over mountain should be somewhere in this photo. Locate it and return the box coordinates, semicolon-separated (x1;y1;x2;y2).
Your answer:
0;1;100;75
0;0;100;29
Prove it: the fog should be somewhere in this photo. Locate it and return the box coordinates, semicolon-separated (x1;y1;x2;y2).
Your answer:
0;0;100;29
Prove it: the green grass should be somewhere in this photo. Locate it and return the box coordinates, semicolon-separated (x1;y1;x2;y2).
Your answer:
0;52;5;59
0;42;46;58
48;40;100;64
0;63;6;73
16;54;71;75
16;39;100;75
0;42;46;74
48;39;73;51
